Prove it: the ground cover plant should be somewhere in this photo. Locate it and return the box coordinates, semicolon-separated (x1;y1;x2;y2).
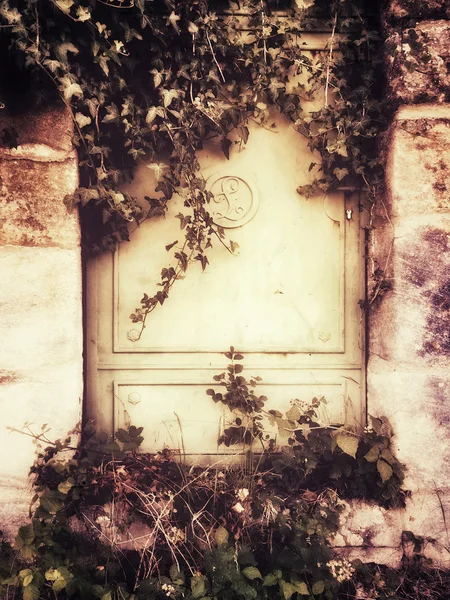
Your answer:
0;351;412;600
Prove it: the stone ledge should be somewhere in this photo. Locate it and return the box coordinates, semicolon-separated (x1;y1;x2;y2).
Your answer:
0;144;76;164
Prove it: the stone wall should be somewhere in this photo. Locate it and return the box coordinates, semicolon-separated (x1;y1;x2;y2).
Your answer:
338;1;450;566
1;2;450;569
0;106;82;536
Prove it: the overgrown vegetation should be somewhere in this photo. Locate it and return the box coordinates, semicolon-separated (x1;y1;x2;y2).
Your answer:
0;350;409;600
0;0;387;335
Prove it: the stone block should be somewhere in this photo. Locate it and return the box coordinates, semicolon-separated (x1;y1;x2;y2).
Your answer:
0;147;79;247
370;214;450;366
385;0;450;23
0;247;82;370
387;106;450;217
386;21;450;103
0;105;74;152
367;369;450;491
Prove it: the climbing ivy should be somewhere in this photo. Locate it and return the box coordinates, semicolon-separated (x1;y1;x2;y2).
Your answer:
0;0;386;335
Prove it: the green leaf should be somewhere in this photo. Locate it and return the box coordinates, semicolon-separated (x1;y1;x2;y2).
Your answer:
214;526;229;545
242;567;262;580
169;565;185;585
161;89;179;109
58;478;74;494
279;580;296;600
263;572;281;587
312;581;325;595
286;405;301;422
40;491;62;514
20;570;33;588
191;575;206;599
335;432;359;458
102;104;120;123
292;581;309;595
23;584;39;600
364;445;380;462
54;0;74;14
75;112;91;129
53;578;67;593
16;525;34;546
377;459;393;482
333;168;349;181
59;77;83;102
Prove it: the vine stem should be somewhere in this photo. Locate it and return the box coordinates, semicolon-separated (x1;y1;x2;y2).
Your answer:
324;10;338;106
205;30;225;83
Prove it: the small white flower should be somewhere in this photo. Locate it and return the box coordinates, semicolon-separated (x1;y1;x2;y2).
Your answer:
233;502;245;514
237;488;249;502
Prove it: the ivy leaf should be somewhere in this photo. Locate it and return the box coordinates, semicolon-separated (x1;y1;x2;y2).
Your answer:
294;0;315;10
102;104;120;123
333;167;349;181
221;137;232;160
239;125;249;144
161;89;179;109
166;11;181;33
16;524;34;547
59;77;83;102
76;6;91;21
377;459;393;482
43;59;61;74
335;432;359;458
40;491;63;514
56;42;79;64
286;405;301;422
75;112;91;129
230;240;240;254
54;0;74;14
151;69;163;89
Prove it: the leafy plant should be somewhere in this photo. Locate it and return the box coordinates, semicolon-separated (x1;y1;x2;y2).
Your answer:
0;0;387;335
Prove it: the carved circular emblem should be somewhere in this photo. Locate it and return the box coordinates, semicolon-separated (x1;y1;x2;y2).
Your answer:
206;170;259;228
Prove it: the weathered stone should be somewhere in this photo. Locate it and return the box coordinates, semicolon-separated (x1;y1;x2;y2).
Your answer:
0;247;82;370
370;215;450;366
367;369;450;490
386;21;450;104
385;0;450;22
387;106;450;217
0;106;82;537
0;105;74;152
0;146;79;248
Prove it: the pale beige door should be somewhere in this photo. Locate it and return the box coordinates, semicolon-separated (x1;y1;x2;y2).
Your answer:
86;39;366;457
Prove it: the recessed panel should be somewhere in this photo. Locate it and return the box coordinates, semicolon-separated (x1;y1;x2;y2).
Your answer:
114;114;345;354
114;379;350;454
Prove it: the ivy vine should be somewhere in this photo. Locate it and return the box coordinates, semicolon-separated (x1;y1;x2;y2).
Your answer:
0;0;386;336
